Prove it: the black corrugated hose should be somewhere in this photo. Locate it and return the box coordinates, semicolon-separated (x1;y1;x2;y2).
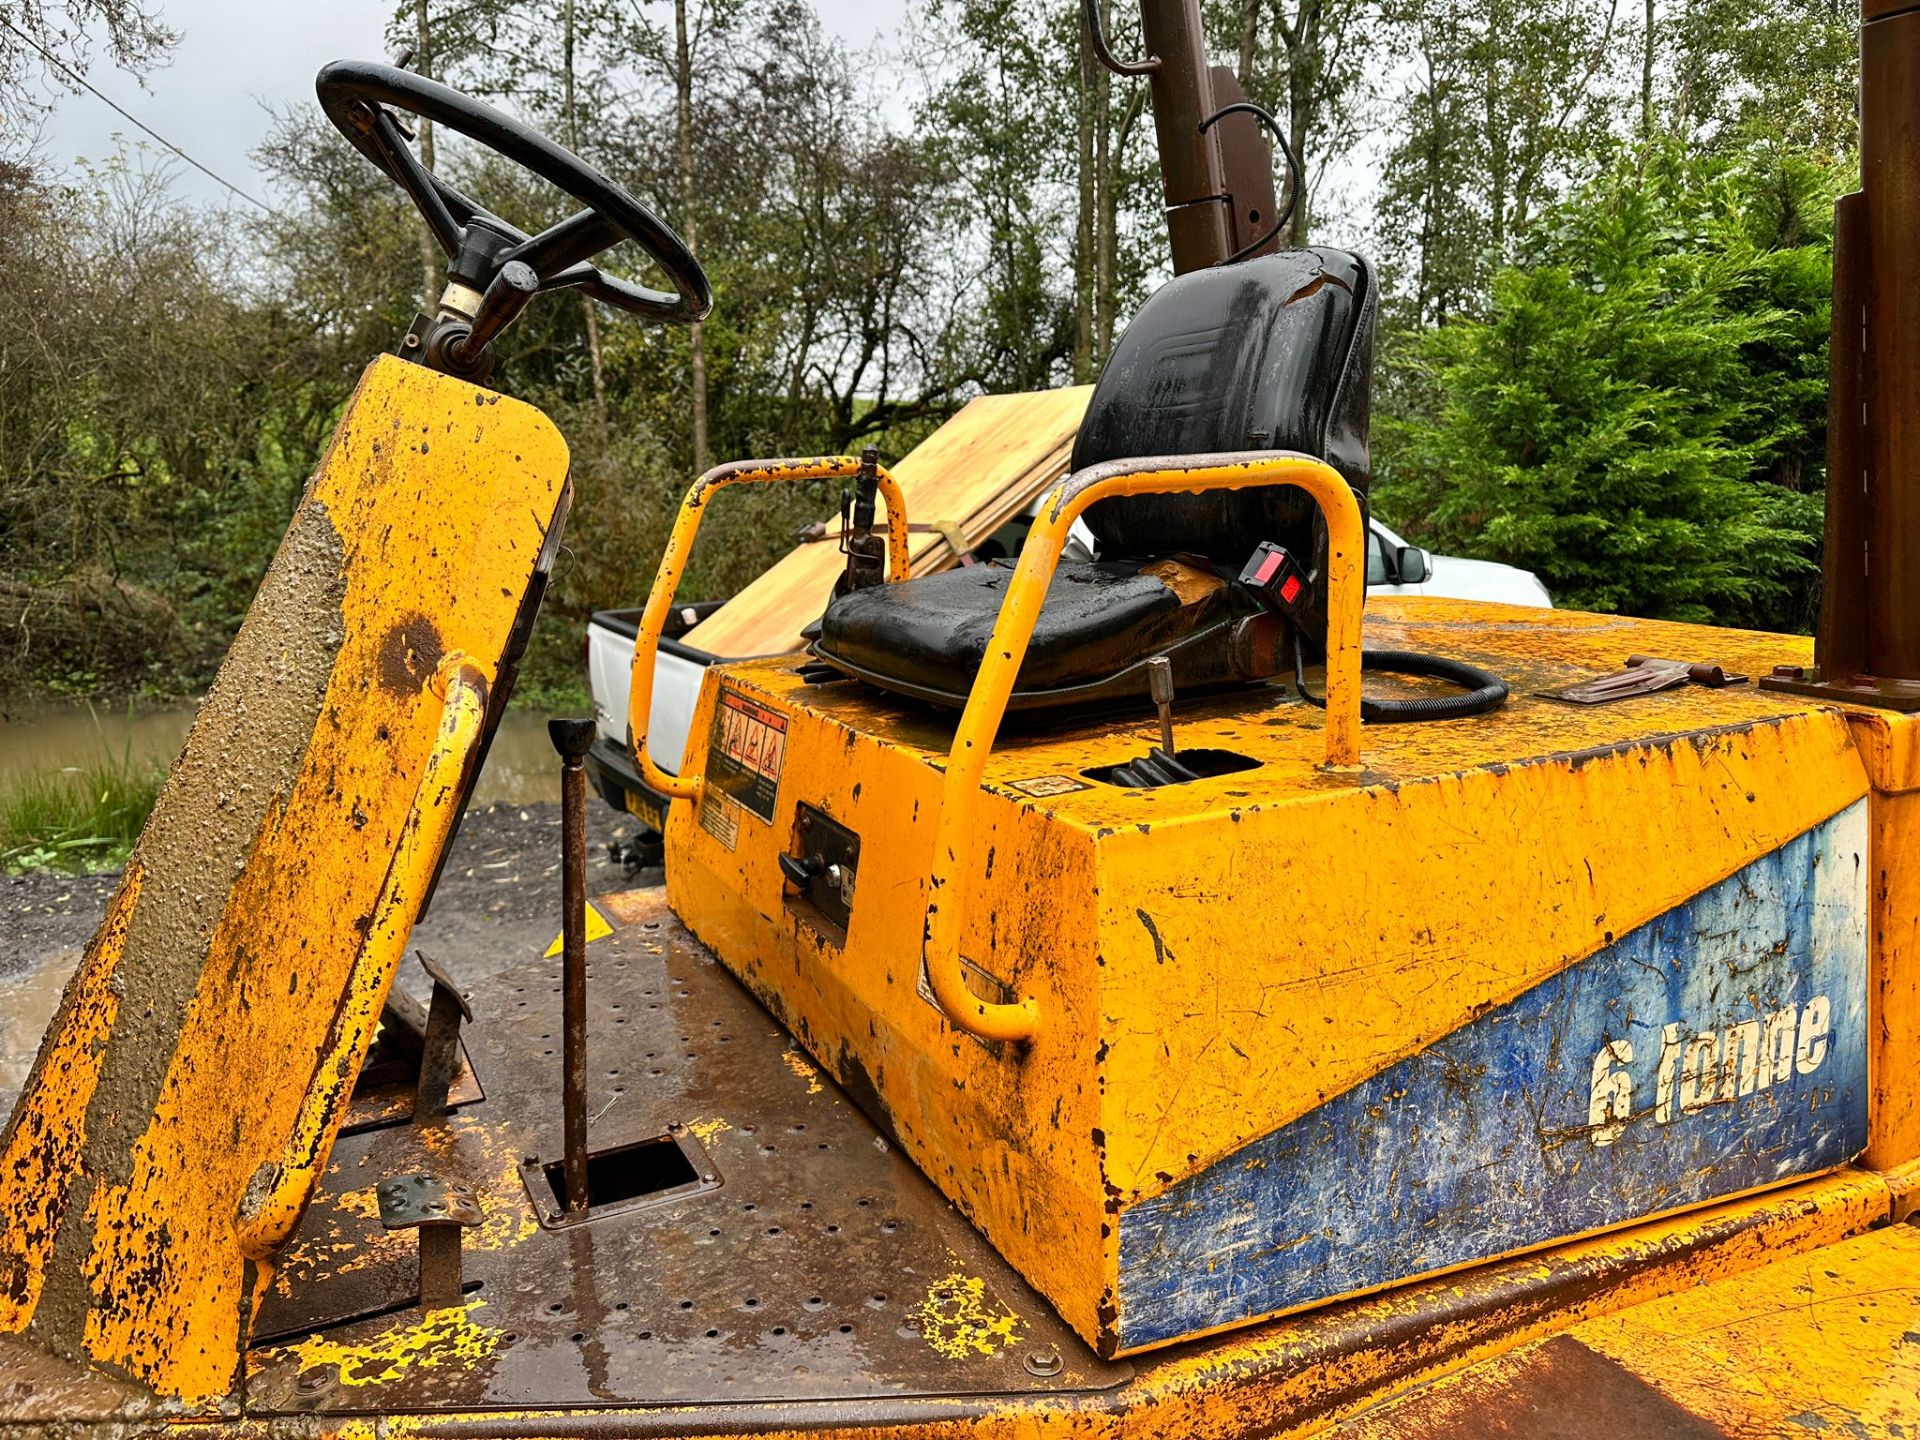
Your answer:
1107;747;1202;788
1292;634;1509;723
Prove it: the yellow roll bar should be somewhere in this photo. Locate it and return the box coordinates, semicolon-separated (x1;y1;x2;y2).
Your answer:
923;452;1365;1043
634;449;1360;1045
627;457;910;801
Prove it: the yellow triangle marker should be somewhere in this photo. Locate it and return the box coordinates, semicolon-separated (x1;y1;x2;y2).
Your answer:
544;902;614;957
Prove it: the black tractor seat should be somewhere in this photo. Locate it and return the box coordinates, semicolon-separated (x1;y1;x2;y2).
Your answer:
818;555;1273;709
813;246;1377;711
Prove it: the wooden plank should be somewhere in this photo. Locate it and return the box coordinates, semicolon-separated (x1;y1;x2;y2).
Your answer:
682;386;1094;658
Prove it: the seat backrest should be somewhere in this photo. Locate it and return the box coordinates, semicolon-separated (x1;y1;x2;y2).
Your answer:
1071;247;1376;565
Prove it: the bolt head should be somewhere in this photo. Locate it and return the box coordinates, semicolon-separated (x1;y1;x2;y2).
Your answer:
1023;1348;1064;1377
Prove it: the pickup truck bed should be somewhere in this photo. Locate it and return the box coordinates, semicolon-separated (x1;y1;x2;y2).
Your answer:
585;604;718;833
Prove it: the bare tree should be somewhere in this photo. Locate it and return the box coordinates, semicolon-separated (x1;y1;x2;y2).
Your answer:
0;0;175;133
563;0;610;436
413;0;438;308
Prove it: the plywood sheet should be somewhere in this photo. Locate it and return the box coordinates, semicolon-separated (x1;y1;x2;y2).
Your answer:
683;386;1094;658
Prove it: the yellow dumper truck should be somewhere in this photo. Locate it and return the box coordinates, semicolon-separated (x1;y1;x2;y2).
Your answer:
1;2;1916;1434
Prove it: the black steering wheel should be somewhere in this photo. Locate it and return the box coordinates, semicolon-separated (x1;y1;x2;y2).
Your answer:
316;59;711;327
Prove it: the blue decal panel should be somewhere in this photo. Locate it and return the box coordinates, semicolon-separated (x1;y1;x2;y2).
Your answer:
1114;803;1870;1351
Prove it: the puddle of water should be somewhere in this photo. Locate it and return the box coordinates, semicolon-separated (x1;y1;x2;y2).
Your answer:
468;710;566;806
0;703;568;807
0;704;193;788
0;950;79;1123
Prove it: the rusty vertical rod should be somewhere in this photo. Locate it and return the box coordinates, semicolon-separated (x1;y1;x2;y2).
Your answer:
1817;190;1869;682
549;718;597;1215
1137;0;1232;272
1860;1;1920;681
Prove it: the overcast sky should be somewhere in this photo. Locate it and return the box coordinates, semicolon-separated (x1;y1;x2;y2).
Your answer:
30;0;905;212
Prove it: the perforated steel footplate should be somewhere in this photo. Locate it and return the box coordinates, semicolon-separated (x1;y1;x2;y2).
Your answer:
246;890;1129;1416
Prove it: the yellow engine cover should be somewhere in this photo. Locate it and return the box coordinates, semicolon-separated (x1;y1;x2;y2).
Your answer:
666;600;1876;1356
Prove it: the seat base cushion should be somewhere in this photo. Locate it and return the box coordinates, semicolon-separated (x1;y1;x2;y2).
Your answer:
811;560;1285;710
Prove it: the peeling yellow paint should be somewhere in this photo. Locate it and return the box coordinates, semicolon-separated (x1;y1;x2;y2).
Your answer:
666;599;1872;1353
464;1137;541;1255
0;355;569;1401
910;1273;1022;1360
0;865;137;1333
686;1116;732;1143
272;1297;502;1388
782;1049;825;1095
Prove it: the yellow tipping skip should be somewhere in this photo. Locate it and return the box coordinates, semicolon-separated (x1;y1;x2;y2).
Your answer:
0;356;569;1402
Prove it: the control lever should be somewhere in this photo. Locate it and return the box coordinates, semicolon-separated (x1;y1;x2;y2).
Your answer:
453;260;540;364
548;717;597;1216
832;447;888;599
779;852;827;889
1146;655;1177;755
1103;654;1200;788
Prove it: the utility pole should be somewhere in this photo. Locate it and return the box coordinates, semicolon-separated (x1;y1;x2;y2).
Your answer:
676;0;707;473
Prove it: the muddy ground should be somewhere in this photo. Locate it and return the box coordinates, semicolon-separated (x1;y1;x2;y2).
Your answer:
0;800;651;1120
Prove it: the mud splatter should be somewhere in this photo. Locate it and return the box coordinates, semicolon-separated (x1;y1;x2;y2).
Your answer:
377;615;447;697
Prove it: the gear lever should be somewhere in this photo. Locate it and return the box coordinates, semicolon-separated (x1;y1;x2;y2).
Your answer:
1147;655;1177;755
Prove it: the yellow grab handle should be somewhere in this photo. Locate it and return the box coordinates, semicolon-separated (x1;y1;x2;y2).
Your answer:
923;451;1365;1044
627;457;910;803
234;654;491;1258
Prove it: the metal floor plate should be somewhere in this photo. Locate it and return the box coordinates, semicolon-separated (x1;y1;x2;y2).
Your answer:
246;892;1130;1416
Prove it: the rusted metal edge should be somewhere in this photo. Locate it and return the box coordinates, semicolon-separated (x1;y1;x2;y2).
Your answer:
1758;671;1920;713
210;1169;1887;1440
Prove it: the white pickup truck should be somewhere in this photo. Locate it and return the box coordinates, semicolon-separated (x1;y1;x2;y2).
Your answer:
581;512;1550;854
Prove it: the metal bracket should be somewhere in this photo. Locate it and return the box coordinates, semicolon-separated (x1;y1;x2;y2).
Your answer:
413;951;474;1122
1541;655;1751;706
377;1172;481;1311
1083;0;1160;76
1759;666;1920;713
1196;99;1300;261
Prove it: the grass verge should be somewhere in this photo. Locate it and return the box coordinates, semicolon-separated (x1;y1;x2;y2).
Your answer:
1;741;167;875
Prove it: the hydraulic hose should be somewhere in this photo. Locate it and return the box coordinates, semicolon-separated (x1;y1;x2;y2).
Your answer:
1293;634;1509;723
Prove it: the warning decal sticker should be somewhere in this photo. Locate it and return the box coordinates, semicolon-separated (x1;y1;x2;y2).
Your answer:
1009;774;1090;798
698;792;741;851
707;687;788;823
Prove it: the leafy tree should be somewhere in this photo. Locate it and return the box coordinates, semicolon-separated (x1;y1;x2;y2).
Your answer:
0;0;1870;706
916;0;1077;391
0;147;319;692
1214;0;1380;247
1374;0;1628;328
1666;0;1857;157
1374;138;1841;629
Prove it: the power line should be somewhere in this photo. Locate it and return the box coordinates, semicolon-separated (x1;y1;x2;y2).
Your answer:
0;13;284;218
